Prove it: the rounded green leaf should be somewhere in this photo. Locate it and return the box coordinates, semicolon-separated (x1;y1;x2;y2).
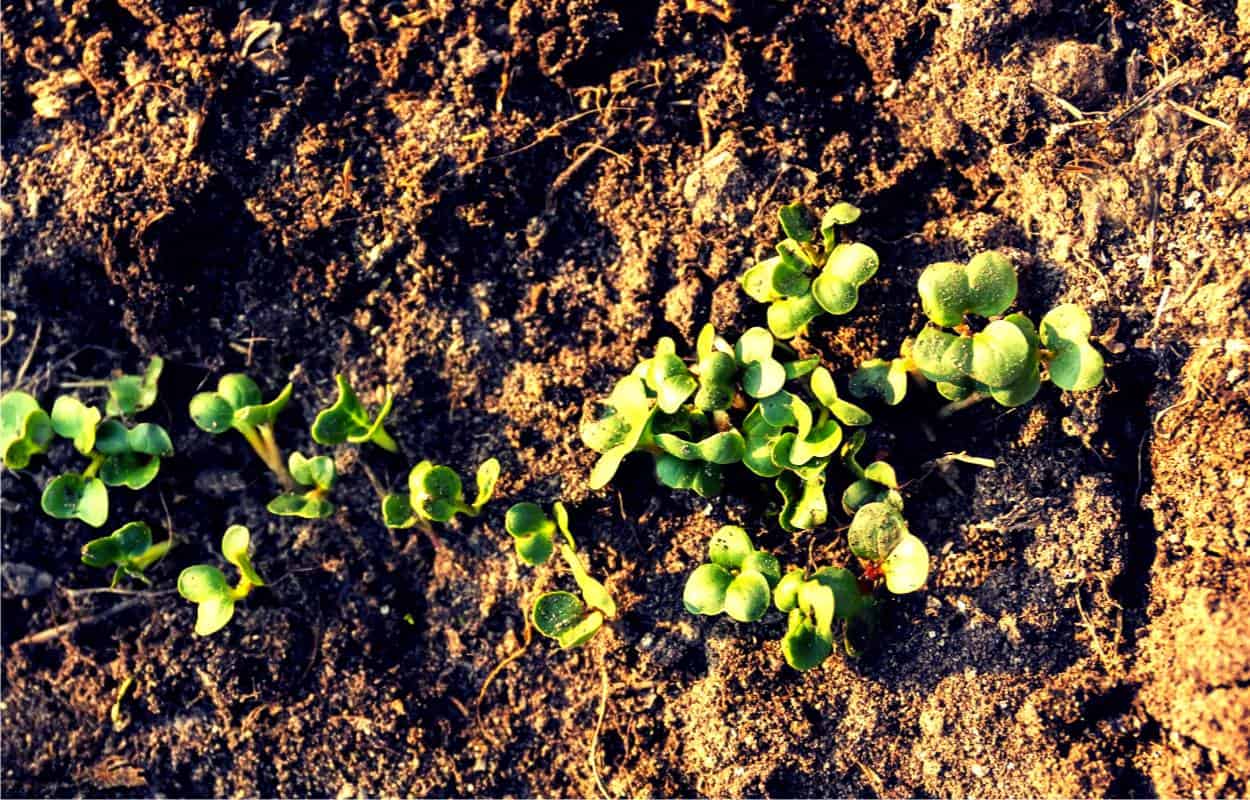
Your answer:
693;352;737;412
782;609;833;671
683;563;732;615
532;591;586;639
1;391;53;469
741;257;784;303
970;320;1031;388
127;423;173;457
106;356;163;417
790;418;843;466
42;474;109;527
936;378;976;401
912;326;973;383
798;580;836;635
848;358;908;406
724;571;771;622
222;525;265;586
708;525;754;570
94;419;130;455
842;479;888;515
777;472;828;532
882;531;930;594
766;293;823;340
965;250;1017;317
381;493;417;528
473;457;500;511
649;343;697;414
505;502;553;538
51;396;101;455
515;531;554;566
411;462;464;522
812;243;878;315
847;502;908;563
193;597;237;637
778;201;817;243
234;383;292;427
774;569;805;612
178;564;231;603
1040;304;1105;392
824;201;861;227
311;374;367;445
189;393;235;434
267;492;334;519
216;374;262;410
918;261;970;327
100;452;160;490
741;551;781;588
289;452;336;490
811;567;868;621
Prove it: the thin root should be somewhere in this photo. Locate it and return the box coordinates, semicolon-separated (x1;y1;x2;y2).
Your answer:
589;653;612;800
474;614;534;749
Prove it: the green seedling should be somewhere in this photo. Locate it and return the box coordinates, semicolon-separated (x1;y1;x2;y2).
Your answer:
531;514;617;649
81;521;172;586
774;566;877;668
382;457;500;528
268;452;336;519
1039;304;1105;391
504;500;570;566
311;374;399;452
847;502;930;595
848;357;909;406
581;373;657;490
190;374;293;485
683;526;781;622
41;472;109;527
177;525;265;636
740;200;879;340
839;431;903;514
106;356;163;417
0;391;53;469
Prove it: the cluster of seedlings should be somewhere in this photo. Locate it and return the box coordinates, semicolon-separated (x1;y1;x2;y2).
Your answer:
3;198;1106;675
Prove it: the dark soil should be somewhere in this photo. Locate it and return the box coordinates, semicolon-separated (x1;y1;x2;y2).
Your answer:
2;0;1248;797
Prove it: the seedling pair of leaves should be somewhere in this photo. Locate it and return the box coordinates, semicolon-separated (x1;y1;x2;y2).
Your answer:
839;431;903;515
190;374;293;485
0;391;53;469
382;458;500;528
177;525;265;636
774;566;877;670
847;502;930;595
81;521;172;586
41;397;174;528
311;374;398;452
740;201;880;340
526;511;618;649
268;453;337;519
504;500;571;566
683;526;781;622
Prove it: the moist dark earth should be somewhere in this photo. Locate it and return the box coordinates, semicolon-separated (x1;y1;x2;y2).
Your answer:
2;0;1248;797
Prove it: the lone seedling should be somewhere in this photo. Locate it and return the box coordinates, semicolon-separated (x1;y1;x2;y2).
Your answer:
190;374;293;485
741;201;879;340
106;356;164;418
311;375;398;452
0;391;53;469
683;526;781;622
774;566;877;669
177;525;265;636
847;502;930;595
530;514;618;649
81;521;172;586
504;500;569;566
267;452;336;519
382;458;500;528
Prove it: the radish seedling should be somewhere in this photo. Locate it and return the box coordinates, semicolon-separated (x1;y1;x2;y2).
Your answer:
774;566;877;669
683;526;780;622
106;356;163;418
381;458;500;528
504;500;569;566
267;452;336;519
529;511;617;649
0;391;53;469
311;374;398;452
81;521;172;586
190;374;293;485
177;525;265;636
847;502;930;595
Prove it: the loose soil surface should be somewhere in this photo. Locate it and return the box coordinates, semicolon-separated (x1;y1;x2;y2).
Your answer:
2;1;1248;797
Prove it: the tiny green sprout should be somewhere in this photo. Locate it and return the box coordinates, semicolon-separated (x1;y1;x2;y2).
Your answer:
106;356;163;417
267;452;336;519
740;201;879;340
0;391;53;469
94;419;174;489
531;518;617;649
734;327;786;399
809;367;872;426
848;357;909;406
683;526;781;622
190;374;293;485
848;502;930;595
177;525;265;636
41;472;108;527
646;338;698;414
81;521;172;586
775;566;877;668
311;374;399;452
917;251;1017;327
1039;304;1105;391
581;374;657;490
692;324;738;412
504;500;571;566
50;396;101;455
382;457;500;528
839;431;903;514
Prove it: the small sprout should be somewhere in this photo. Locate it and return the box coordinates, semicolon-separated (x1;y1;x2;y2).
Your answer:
847;502;930;595
504;500;570;566
106;356;163;417
190;374;293;484
734;327;786;399
50;396;102;455
581;374;657;490
917;251;1017;327
1039;304;1105;391
81;521;172;586
848;358;908;405
692;324;738;412
809;367;872;426
683;526;780;622
646;338;698;414
311;374;399;452
742;201;879;339
0;391;53;469
531;516;617;649
776;566;877;667
382;457;500;527
776;471;828;532
839;431;903;514
41;473;108;527
95;419;174;489
267;452;336;519
177;525;265;636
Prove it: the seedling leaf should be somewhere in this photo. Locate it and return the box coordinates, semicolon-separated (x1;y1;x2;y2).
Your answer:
684;563;732;615
1040;304;1105;391
42;473;108;527
708;525;754;570
724;570;771;622
882;531;929;594
0;391;53;469
848;358;907;405
51;396;101;455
